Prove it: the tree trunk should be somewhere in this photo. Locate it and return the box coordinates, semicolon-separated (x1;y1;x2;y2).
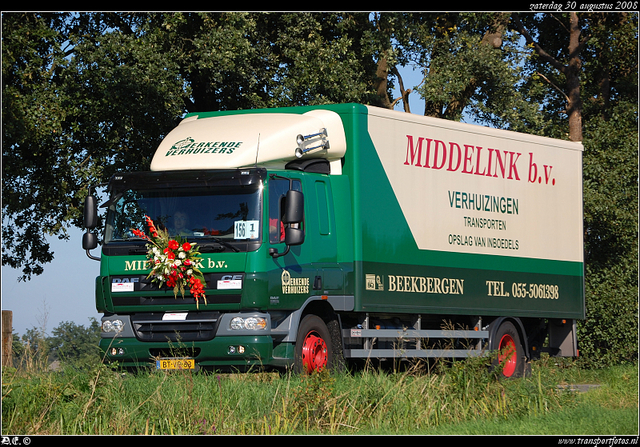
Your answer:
566;12;584;142
2;311;12;368
374;50;393;109
512;12;584;142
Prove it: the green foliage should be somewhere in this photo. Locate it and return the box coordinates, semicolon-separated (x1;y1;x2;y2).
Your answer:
513;12;638;368
48;319;102;366
12;319;101;369
580;101;638;368
2;14;69;278
2;12;379;281
2;13;186;281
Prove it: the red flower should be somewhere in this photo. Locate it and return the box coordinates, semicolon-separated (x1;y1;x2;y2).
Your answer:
189;277;206;300
136;215;207;307
145;215;158;233
132;229;146;238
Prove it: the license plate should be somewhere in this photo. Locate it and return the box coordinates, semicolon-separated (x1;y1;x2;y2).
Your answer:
156;358;195;370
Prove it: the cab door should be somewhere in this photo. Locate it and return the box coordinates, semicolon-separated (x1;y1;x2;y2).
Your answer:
267;175;310;309
266;174;343;310
310;178;343;295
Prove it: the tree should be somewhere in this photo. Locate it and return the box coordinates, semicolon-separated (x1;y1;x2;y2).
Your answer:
11;319;101;368
580;101;638;367
418;13;518;121
512;13;587;142
578;14;638;367
251;12;377;107
48;318;101;364
3;13;187;280
3;13;71;279
2;12;380;280
369;12;545;131
11;327;49;369
511;12;638;366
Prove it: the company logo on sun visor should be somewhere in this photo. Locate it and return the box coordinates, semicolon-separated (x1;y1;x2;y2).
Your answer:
163;137;243;157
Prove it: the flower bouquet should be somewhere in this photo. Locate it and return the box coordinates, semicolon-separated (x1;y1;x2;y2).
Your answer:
132;215;207;307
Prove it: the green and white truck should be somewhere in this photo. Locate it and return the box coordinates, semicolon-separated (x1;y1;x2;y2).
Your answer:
83;103;585;377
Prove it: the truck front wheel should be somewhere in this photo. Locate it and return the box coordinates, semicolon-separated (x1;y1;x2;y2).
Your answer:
295;315;333;374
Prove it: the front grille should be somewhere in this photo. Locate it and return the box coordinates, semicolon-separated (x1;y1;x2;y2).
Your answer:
149;347;201;358
131;312;221;342
108;272;243;306
112;294;240;306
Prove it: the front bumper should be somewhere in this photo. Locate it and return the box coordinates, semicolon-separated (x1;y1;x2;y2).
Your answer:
100;312;274;370
100;335;274;370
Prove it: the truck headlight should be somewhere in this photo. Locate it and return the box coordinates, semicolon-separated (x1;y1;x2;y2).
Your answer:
102;319;124;333
230;316;267;331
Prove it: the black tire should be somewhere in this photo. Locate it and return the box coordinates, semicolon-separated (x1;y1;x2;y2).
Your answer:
490;320;525;378
294;314;342;374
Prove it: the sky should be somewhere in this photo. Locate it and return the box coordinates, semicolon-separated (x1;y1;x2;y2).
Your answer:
2;227;101;336
2;67;428;337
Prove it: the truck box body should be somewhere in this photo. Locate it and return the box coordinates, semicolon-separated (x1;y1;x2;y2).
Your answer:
87;103;584;373
348;106;584;319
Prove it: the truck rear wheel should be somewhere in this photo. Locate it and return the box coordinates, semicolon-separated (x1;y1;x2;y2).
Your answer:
295;315;333;374
491;321;525;378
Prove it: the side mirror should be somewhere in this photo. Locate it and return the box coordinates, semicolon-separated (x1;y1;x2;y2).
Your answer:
282;190;304;224
82;231;100;261
270;189;305;258
83;194;100;260
284;225;304;246
84;195;98;229
83;231;98;250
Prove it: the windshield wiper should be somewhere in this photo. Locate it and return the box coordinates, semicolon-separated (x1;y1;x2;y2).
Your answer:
128;246;149;255
198;237;240;253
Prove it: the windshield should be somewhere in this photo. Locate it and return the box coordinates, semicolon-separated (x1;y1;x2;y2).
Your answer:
104;185;262;251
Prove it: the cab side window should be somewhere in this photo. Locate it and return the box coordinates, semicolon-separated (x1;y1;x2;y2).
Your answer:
269;179;301;244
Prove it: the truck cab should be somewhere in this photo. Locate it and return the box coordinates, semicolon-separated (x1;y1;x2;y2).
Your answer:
83;107;352;372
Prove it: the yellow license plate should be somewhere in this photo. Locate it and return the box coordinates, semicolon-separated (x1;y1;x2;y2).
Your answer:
156;358;195;370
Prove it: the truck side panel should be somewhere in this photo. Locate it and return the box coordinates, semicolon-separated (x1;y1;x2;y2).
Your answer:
339;105;585;320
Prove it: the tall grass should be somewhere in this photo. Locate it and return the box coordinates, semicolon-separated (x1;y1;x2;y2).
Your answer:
2;355;637;435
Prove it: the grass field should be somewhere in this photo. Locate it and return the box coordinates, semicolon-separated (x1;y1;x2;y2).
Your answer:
2;356;637;436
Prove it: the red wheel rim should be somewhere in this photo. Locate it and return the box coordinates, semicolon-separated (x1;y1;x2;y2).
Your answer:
301;331;328;373
498;333;517;377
